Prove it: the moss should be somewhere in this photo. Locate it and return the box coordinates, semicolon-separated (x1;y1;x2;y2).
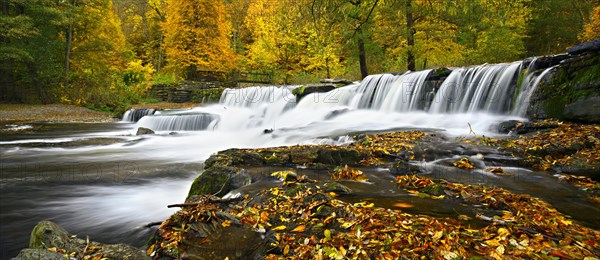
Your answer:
540;54;600;118
292;86;305;96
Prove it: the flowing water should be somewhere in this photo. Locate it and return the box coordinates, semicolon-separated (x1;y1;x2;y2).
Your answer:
1;59;592;258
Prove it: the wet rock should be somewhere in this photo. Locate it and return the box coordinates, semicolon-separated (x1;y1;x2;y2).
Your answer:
315;148;363;166
11;249;65;260
324;108;350;120
320;78;353;86
29;221;72;251
136;127;155;135
496;120;560;135
17;221;147;260
294;84;336;101
187;166;251;199
563;94;600;123
496;120;521;134
96;244;148;260
567;38;600;55
204;149;265;168
322;181;352;195
553;166;600;181
390;159;420;175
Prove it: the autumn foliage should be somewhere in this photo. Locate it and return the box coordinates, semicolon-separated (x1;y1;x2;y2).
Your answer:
162;0;236;74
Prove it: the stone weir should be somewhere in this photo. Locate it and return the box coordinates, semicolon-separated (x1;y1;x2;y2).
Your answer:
150;81;235;103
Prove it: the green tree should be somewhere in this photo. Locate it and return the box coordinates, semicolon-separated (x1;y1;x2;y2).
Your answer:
0;0;66;103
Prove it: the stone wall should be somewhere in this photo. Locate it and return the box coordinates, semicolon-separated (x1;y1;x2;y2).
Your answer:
150;80;236;103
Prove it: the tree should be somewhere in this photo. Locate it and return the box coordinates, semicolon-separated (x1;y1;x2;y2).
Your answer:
162;0;236;76
580;5;600;42
0;0;65;103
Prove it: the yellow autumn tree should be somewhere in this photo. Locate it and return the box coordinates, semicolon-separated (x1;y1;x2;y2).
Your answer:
580;5;600;42
373;0;465;71
244;0;345;83
162;0;236;76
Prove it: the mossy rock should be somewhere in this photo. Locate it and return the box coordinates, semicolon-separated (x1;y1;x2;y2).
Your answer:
322;181;352;195
187;166;251;199
204;149;265;168
29;221;72;250
290;149;319;165
315;148;363;166
11;249;65;260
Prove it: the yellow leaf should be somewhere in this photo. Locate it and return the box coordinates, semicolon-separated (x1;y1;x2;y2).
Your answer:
432;230;443;242
291;225;306;232
485;239;501;247
324;229;331;240
283;244;290;256
496;245;505;255
221;220;231;228
560;219;573;226
497;227;509;237
272;225;286;231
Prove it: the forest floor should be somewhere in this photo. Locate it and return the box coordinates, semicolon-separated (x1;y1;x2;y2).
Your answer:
0;104;113;123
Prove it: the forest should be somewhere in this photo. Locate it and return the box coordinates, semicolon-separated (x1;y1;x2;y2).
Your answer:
1;0;599;113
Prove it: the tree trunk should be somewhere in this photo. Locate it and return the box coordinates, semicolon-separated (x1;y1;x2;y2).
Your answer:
358;29;368;79
406;0;415;71
28;62;49;104
64;0;75;83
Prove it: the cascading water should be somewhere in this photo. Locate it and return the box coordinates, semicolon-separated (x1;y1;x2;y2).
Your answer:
429;62;522;114
512;66;557;116
122;108;156;122
137;112;219;131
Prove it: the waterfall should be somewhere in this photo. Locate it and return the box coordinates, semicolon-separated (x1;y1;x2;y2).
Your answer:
429;62;522;114
219;86;296;128
137;113;218;131
122;108;156;122
512;66;556;116
127;59;555;133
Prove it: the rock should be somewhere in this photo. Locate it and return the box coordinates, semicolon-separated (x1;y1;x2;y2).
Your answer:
11;249;65;260
136;127;155;135
96;244;148;260
563;94;600;123
496;120;521;134
324;108;350;120
322;181;352;195
204;149;265;168
187;166;251;199
320;78;353;86
29;221;72;251
567;38;600;55
18;221;147;260
293;84;336;101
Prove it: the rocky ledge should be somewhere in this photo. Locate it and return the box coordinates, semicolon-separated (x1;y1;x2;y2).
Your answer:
12;221;147;260
148;125;599;259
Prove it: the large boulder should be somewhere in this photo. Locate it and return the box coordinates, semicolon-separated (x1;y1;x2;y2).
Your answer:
187;166;251;200
15;221;147;260
29;221;73;251
11;249;65;260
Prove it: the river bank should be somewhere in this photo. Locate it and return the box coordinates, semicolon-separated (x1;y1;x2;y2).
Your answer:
0;104;113;124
